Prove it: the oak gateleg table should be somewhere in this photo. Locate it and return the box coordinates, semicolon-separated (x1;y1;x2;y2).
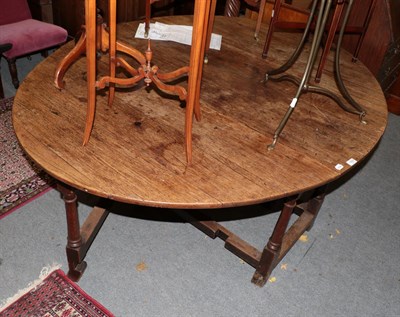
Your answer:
13;16;387;287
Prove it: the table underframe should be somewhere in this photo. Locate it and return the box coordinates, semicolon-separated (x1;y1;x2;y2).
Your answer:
57;183;326;287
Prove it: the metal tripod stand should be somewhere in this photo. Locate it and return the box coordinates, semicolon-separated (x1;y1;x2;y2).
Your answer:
264;0;367;150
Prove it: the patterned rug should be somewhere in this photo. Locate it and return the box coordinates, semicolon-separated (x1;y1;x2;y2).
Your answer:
0;268;114;316
0;97;54;219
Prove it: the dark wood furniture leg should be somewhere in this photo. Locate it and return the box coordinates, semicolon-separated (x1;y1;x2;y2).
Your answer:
262;0;283;59
175;187;327;287
0;44;11;98
224;0;241;17
314;0;345;83
300;185;327;231
6;58;19;89
252;197;297;286
351;0;377;63
223;0;265;40
57;183;110;281
0;70;3;99
0;57;4;99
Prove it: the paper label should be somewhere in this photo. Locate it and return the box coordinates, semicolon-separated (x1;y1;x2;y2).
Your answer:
335;164;344;171
346;158;357;166
135;22;222;50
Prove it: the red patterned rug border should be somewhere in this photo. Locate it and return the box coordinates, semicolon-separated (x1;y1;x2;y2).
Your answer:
0;97;55;218
0;187;54;220
0;96;13;113
0;268;115;316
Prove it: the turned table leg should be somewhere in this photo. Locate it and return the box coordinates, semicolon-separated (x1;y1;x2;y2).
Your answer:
174;187;327;287
57;183;110;281
304;185;327;231
252;197;297;286
57;183;87;281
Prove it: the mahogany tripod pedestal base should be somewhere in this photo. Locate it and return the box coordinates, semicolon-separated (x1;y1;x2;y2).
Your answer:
54;0;216;164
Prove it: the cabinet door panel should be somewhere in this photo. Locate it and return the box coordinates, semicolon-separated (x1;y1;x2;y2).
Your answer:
52;0;200;37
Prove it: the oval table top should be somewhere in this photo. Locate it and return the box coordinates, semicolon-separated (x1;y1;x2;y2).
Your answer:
13;16;387;209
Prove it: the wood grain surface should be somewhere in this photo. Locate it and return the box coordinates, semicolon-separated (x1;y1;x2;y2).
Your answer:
12;16;387;209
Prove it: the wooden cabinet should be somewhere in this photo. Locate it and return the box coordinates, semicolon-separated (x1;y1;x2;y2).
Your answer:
341;0;400;114
342;0;399;88
52;0;85;37
27;0;54;23
51;0;227;38
51;0;200;38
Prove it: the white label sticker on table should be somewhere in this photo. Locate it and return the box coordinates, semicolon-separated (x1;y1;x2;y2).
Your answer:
335;164;344;171
346;158;357;166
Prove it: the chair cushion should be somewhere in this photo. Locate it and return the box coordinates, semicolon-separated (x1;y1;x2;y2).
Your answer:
0;19;68;58
0;0;32;25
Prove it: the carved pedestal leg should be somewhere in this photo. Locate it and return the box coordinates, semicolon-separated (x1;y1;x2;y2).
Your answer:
57;183;87;281
251;198;297;286
54;31;87;89
224;0;241;17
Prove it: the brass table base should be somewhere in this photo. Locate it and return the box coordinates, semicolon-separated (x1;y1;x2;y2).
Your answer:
264;0;367;150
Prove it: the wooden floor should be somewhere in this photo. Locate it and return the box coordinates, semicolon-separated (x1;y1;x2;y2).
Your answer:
13;16;387;209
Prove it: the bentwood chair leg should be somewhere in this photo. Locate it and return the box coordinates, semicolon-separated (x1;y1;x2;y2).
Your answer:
204;0;217;64
54;31;87;89
195;0;215;121
83;0;97;145
55;9;104;90
108;0;117;108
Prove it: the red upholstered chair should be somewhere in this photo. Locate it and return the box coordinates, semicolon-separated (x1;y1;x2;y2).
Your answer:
0;0;68;88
